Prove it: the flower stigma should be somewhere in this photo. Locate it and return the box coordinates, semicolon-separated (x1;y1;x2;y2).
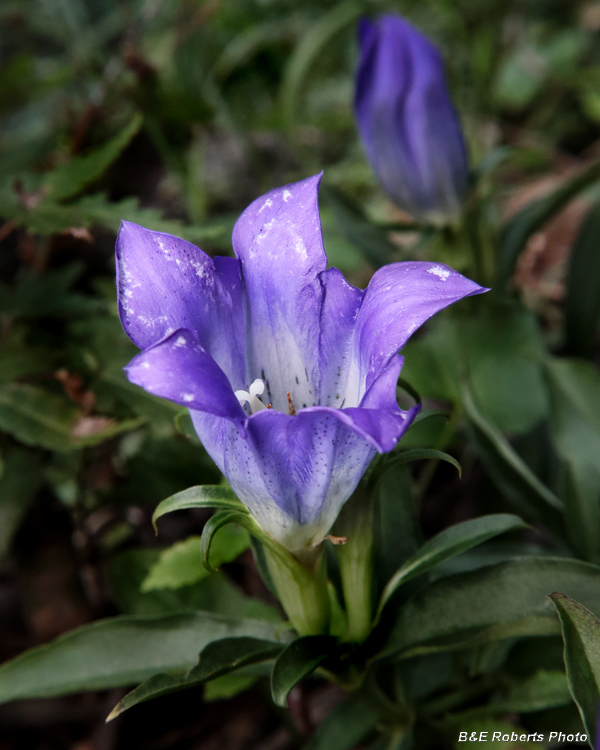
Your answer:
235;378;268;414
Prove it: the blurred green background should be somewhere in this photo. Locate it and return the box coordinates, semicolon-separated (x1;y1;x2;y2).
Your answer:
3;0;600;748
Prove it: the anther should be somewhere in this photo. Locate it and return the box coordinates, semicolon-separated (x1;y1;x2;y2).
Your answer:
287;392;297;416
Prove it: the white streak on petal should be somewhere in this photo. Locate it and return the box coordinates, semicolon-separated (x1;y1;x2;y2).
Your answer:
427;265;450;281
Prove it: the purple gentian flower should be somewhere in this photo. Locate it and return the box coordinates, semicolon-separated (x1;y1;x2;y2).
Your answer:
116;175;484;550
355;14;469;224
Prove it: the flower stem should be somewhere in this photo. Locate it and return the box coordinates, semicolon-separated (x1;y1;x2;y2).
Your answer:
263;545;330;636
333;486;375;643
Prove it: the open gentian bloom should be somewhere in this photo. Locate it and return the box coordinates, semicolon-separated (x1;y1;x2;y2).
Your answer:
117;174;485;551
355;14;469;224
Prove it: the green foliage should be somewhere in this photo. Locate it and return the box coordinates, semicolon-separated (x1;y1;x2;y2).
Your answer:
4;0;600;746
376;514;528;621
108;637;285;720
546;358;600;562
141;526;250;591
0;450;42;563
0;382;143;452
45;115;143;201
551;593;600;744
386;557;600;658
0;612;285;703
498;159;600;289
565;201;600;358
270;635;337;707
462;386;565;532
152;485;248;531
302;694;379;750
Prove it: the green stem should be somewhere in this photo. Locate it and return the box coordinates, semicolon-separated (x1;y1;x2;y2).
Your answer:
263;545;330;636
333;487;376;643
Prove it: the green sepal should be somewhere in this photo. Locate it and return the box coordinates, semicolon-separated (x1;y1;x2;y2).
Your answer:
201;510;257;572
152;485;248;532
198;506;331;636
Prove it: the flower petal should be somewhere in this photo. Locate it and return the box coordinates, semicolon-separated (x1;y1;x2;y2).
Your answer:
116;221;246;389
190;408;376;550
336;354;420;452
297;356;419;454
346;261;487;404
125;328;245;421
231;174;328;412
315;267;364;408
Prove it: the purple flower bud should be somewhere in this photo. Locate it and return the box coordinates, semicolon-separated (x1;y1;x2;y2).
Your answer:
355;14;469;224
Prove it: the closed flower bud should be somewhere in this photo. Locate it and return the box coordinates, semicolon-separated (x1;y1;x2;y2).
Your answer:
355;14;469;225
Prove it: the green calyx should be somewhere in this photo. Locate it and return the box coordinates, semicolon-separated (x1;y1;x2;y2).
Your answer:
264;544;331;636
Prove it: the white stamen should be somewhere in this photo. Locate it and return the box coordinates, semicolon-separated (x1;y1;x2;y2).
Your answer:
235;378;267;413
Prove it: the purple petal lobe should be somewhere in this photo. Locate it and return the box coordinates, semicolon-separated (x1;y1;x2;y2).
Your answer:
316;267;364;408
347;261;487;403
116;222;245;389
125;328;245;421
338;354;421;452
305;356;420;452
231;174;328;412
190;408;376;549
355;14;469;222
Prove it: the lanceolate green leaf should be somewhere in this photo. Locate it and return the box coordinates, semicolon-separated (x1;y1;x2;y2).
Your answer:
152;485;248;532
0;383;143;452
141;525;250;591
384;557;600;659
545;357;600;441
462;386;564;532
410;409;450;428
45;114;143;201
498;158;600;289
565;200;600;358
551;592;600;744
280;0;363;128
271;635;337;707
375;514;528;621
108;637;284;720
0;383;79;452
382;448;462;477
545;357;600;562
0;612;284;703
